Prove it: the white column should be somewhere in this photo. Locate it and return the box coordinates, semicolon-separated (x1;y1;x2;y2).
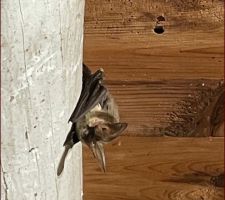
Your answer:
1;0;84;199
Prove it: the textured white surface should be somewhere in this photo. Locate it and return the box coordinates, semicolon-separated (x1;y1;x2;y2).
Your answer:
1;0;84;199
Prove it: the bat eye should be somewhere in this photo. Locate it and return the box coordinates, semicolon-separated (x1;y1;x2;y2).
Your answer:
102;127;107;131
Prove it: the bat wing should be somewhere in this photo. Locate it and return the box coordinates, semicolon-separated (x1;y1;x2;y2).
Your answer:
69;64;108;123
63;64;108;146
58;123;80;176
83;63;92;80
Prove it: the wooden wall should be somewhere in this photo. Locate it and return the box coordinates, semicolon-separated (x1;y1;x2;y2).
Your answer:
83;0;224;199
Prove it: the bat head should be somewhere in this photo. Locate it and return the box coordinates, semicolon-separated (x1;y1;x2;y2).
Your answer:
80;122;127;145
94;122;127;143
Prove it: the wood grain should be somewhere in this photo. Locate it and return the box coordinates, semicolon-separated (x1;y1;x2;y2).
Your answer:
83;1;224;200
83;137;224;200
83;0;224;135
106;79;223;136
84;0;224;80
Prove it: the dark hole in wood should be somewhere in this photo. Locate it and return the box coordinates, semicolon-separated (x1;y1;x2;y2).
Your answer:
154;26;164;34
157;15;165;21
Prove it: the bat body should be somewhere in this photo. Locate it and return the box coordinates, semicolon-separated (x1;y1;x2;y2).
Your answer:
57;64;127;176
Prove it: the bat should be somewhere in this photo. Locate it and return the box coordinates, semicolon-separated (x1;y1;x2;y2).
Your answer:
57;64;127;176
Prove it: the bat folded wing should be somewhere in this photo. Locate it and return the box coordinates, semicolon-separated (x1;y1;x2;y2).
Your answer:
68;64;108;123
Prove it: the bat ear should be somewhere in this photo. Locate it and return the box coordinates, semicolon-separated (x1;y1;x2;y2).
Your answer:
90;142;106;172
95;122;127;143
109;122;128;135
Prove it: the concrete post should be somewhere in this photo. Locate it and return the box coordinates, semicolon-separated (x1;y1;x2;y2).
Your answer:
1;0;84;199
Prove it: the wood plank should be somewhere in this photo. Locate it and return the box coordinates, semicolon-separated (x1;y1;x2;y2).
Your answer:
83;1;224;200
83;0;224;136
84;0;224;80
83;137;224;200
105;79;223;136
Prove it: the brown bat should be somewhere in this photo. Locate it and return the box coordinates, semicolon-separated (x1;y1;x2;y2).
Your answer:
57;64;127;176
